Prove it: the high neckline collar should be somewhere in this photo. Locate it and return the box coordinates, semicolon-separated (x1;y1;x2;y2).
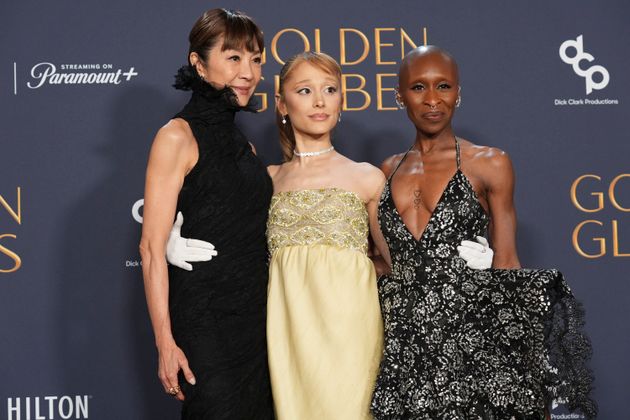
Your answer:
173;65;257;120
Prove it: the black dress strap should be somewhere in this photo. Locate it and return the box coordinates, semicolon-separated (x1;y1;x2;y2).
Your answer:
388;143;415;182
455;136;461;170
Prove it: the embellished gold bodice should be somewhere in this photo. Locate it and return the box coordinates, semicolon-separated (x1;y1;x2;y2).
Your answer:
267;188;369;255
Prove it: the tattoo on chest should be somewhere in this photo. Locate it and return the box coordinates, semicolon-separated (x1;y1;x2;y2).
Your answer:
413;190;422;209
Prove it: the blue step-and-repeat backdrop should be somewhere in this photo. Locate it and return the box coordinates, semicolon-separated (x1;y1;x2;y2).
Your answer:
1;1;628;419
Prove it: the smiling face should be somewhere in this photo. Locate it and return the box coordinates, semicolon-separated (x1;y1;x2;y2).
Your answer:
191;40;262;106
276;61;342;140
398;48;460;136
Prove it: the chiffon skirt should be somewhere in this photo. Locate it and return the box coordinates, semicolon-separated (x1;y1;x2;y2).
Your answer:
267;245;383;420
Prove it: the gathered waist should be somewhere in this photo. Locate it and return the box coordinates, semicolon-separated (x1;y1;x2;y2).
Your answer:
269;244;374;272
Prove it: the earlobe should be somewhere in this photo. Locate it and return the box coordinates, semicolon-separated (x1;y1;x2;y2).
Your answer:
394;87;405;109
275;94;287;115
189;52;206;80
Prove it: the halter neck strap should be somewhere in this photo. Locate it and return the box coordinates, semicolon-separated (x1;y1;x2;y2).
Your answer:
387;143;415;182
455;137;461;170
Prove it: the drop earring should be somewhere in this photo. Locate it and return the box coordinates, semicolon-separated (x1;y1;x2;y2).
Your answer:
282;115;287;125
196;67;207;82
394;92;405;109
338;113;342;122
456;86;461;108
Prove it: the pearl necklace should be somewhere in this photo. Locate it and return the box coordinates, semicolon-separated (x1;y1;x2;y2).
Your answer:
293;146;335;157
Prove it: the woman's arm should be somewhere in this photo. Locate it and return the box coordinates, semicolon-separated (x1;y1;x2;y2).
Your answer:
139;119;197;400
481;150;521;268
364;166;392;271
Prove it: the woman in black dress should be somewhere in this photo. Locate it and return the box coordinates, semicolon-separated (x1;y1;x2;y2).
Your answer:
370;46;596;419
139;9;273;419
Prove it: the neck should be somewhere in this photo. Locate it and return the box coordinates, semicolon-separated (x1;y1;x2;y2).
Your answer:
293;132;333;152
414;127;455;154
292;133;335;165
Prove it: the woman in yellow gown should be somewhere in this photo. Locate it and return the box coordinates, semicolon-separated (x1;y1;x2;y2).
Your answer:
265;52;390;420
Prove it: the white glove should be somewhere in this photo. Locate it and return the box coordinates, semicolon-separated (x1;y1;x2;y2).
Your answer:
457;236;493;270
166;212;217;271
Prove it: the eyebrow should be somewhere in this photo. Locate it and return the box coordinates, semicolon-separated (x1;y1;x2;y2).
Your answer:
223;48;261;54
407;76;454;84
293;77;339;85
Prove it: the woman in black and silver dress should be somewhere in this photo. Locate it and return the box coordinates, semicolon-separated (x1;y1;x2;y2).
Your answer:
370;46;597;420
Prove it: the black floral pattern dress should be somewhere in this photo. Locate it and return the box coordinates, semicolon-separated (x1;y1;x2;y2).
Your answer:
371;139;596;420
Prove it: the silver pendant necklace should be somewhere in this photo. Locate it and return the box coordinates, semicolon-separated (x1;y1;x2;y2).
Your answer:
293;146;335;157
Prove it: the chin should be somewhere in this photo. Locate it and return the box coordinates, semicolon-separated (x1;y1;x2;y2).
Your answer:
314;126;337;135
299;128;333;138
235;96;249;106
415;124;445;136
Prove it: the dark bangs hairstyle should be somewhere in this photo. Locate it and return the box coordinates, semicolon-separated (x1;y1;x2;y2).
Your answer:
188;8;264;65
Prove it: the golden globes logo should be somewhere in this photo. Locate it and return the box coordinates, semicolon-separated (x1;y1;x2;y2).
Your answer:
0;187;22;273
253;26;428;112
571;174;629;258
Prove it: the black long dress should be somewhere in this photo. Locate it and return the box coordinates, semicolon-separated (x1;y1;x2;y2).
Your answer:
167;66;274;420
371;139;596;419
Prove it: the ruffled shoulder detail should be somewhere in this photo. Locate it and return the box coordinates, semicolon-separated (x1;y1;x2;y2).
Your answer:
173;65;257;113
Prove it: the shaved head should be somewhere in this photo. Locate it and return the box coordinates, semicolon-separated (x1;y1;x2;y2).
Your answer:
399;45;459;84
396;45;461;135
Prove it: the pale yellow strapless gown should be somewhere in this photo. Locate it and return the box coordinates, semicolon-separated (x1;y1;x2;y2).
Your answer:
266;188;383;420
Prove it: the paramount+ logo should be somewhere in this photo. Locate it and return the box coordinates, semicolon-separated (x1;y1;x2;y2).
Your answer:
11;61;138;95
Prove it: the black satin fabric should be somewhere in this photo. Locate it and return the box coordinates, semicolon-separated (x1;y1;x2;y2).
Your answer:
168;66;274;419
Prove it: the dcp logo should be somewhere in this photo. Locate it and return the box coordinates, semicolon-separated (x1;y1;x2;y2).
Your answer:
559;35;609;95
132;199;144;223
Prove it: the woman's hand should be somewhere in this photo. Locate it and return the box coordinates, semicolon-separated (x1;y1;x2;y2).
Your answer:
157;340;196;402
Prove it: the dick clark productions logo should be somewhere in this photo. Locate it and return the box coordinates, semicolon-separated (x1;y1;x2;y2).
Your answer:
559;35;609;95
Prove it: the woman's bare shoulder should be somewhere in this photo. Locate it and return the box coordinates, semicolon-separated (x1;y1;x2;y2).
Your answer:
380;151;409;177
340;159;386;200
352;161;385;182
459;138;511;170
458;138;514;188
153;118;195;149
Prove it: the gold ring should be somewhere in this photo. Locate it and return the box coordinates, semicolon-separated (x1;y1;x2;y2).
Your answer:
167;385;181;396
